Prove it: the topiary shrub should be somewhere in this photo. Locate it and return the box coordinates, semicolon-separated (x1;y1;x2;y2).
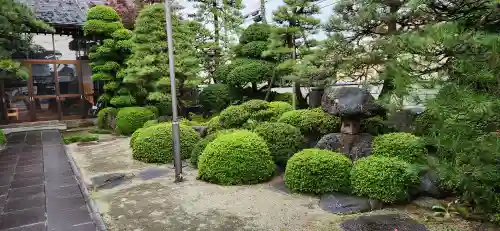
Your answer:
253;122;304;167
110;95;136;108
132;123;200;163
272;92;293;105
239;23;271;44
360;116;392;135
142;120;158;128
241;99;269;112
97;107;118;130
145;105;159;117
284;149;352;194
115;107;155;135
278;109;340;137
219;105;250;129
198;84;240;113
372;132;427;163
0;129;6;145
206;116;221;134
198;130;275;185
351;156;419;203
268;101;293;120
190;129;240;168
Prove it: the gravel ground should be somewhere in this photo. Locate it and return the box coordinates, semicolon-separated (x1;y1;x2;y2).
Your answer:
66;136;490;231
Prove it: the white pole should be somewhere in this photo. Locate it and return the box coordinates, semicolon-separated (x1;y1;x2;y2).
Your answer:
163;0;183;182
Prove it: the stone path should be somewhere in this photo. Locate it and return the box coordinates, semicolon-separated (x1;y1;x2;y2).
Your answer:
0;130;99;231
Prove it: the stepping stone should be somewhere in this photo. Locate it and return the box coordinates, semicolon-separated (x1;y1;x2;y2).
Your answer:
89;173;132;190
137;168;169;180
340;214;429;231
411;197;441;210
319;193;383;214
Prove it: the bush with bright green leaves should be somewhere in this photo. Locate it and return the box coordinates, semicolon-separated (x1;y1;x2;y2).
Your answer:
190;129;240;167
110;95;136;108
278;109;340;137
206;116;221;134
142;119;158;128
198;130;275;185
97;107;118;130
198;84;240;113
115;107;155;135
284;149;352;194
83;6;123;37
219;105;250;129
253;122;304;167
241;99;270;112
144;105;159;117
372;132;427;163
268;101;294;120
272;93;293;105
351;156;419;203
239;23;271;44
0;129;6;145
132;123;200;163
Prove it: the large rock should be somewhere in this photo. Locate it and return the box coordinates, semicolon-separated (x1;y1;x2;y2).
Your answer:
322;87;385;118
418;170;446;198
315;133;373;160
319;193;383;214
340;214;429;231
411;197;441;210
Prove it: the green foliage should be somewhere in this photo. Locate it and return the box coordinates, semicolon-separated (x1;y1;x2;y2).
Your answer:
144;105;159;117
219;105;250;129
142;119;158;128
147;92;172;116
96;107;118;130
267;101;294;121
88;128;113;134
84;6;123;37
272;93;293;105
240;99;269;112
190;129;239;168
360;116;392;136
0;129;6;145
110;95;136;108
198;84;240;113
252;122;304;167
239;41;269;59
224;59;274;87
285;149;352;194
372;133;427;163
277;109;339;137
115;107;155;135
87;5;121;21
198;130;275;185
206;116;221;134
63;135;99;144
132;123;200;163
239;23;271;44
351;156;419;203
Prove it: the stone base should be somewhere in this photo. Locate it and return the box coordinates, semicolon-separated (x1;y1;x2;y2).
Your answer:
319;193;382;214
315;133;373;160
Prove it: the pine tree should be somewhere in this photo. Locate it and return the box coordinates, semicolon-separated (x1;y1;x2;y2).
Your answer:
266;0;322;108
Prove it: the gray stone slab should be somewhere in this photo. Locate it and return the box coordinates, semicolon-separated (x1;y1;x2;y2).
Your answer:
137;168;169;180
319;193;383;214
0;207;46;230
340;214;429;231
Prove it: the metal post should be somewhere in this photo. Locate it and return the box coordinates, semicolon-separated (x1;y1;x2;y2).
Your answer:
164;0;183;183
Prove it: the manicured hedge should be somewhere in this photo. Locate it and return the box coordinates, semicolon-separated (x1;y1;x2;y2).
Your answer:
284;149;352;194
241;99;270;112
219;105;250;129
190;129;240;167
351;156;419;203
96;107;118;130
277;109;340;136
198;130;275;185
252;122;304;167
206;116;221;134
115;107;155;135
132;123;200;163
372;132;427;163
198;84;240;113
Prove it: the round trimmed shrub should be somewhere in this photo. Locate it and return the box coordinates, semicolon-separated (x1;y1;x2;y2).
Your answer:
130;127;144;147
110;95;136;108
142;120;158;128
190;129;240;167
239;41;268;58
253;122;304;167
132;123;200;163
372;132;427;163
241;99;269;112
239;23;271;44
273;93;293;105
284;149;352;194
198;130;275;185
97;107;118;130
115;107;155;135
87;5;121;21
198;84;240;113
219;105;250;129
351;156;419;203
278;109;340;136
268;101;293;120
206;116;221;134
145;105;159;117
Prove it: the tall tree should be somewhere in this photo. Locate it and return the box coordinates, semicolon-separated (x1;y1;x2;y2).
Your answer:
266;0;322;108
105;0;138;27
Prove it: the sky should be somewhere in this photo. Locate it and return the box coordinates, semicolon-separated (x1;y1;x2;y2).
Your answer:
177;0;336;40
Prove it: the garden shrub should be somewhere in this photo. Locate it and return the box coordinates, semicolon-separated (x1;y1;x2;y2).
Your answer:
239;23;270;44
145;105;159;117
115;107;155;135
0;129;6;145
110;95;136;108
198;130;275;185
272;92;293;105
198;84;239;113
143;120;158;128
284;149;352;194
96;107;118;130
268;101;293;120
252;122;304;167
190;129;240;167
225;59;274;87
206;116;221;134
88;128;113;134
241;99;269;112
360;116;392;135
277;109;339;137
219;105;250;129
351;156;419;203
132;123;200;163
372;132;427;163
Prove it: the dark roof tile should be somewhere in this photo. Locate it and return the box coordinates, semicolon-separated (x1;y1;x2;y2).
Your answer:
17;0;105;26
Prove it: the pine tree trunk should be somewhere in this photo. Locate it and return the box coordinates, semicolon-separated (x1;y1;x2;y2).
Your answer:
379;3;399;99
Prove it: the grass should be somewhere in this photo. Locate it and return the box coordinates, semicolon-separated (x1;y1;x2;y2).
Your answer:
63;134;99;144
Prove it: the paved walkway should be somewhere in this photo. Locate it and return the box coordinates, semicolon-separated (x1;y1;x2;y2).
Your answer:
0;130;99;231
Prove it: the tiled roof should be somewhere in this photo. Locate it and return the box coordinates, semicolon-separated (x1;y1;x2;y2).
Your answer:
17;0;105;26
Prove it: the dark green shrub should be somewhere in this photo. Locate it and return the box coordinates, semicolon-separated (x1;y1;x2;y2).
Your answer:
360;116;392;135
63;134;99;144
147;92;172;116
198;130;275;185
351;156;419;203
277;109;340;136
253;122;304;167
284;149;352;194
190;129;240;167
0;129;6;145
225;59;274;87
198;84;239;113
145;105;159;117
115;107;155;135
96;107;118;130
239;23;271;44
206;116;221;134
219;105;250;129
241;99;269;112
268;101;293;120
86;5;121;21
132;123;200;163
372;132;427;163
239;41;268;59
110;95;136;108
272;93;293;105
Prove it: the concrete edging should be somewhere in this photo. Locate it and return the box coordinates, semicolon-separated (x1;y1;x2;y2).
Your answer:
64;144;107;231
